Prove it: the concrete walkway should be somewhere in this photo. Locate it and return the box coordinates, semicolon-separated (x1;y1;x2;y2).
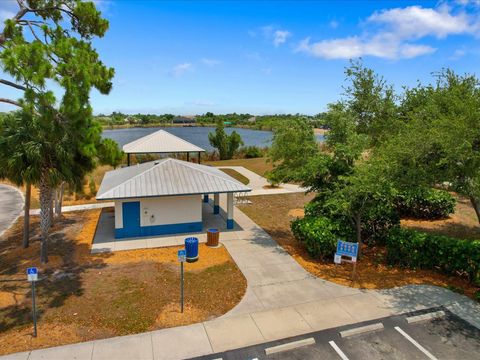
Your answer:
218;165;306;196
0;184;24;238
5;198;480;360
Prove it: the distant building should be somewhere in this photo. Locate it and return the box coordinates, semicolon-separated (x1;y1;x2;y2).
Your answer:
248;116;256;123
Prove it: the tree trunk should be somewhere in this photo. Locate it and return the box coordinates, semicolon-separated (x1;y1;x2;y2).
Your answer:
54;182;64;216
354;212;362;258
22;182;31;248
39;174;52;264
470;196;480;225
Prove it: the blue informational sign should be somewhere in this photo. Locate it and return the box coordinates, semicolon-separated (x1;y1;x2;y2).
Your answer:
27;267;38;282
336;240;359;258
178;249;186;263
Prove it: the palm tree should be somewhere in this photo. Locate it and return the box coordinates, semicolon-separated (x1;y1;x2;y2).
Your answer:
0;112;42;248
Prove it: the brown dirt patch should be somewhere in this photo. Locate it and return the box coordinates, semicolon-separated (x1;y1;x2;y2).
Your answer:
287;208;305;218
0;210;246;355
239;193;479;299
219;168;250;185
205;157;273;177
402;194;480;240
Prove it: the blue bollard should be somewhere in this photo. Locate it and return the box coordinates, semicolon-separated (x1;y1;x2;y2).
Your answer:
185;237;199;263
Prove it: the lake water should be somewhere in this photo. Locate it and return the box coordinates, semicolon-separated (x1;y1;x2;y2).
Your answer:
102;126;324;151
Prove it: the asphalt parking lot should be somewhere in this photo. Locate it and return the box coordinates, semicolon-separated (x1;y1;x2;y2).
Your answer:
191;307;480;360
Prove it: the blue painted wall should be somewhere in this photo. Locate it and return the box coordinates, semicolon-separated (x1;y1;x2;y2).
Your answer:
115;221;203;239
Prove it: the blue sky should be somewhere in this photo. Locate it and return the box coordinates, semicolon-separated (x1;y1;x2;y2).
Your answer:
1;0;480;115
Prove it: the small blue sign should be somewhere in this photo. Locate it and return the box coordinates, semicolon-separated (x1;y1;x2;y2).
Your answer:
27;267;38;281
178;249;186;262
336;240;359;258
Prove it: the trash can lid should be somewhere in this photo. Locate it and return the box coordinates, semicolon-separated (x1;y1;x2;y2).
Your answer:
185;237;199;243
207;228;219;233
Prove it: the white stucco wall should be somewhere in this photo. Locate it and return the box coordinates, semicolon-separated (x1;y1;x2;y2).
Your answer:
114;195;202;229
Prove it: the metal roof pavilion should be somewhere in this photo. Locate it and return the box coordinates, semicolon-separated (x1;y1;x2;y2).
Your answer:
122;129;205;154
96;158;251;200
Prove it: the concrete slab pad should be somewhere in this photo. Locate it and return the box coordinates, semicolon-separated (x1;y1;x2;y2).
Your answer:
251;307;312;341
336;293;395;322
220;286;265;318
151;323;212;360
113;239;148;251
203;314;265;352
253;278;334;309
29;342;94;360
0;352;30;360
146;236;178;249
240;263;309;286
295;299;357;331
322;281;364;298
92;333;153;360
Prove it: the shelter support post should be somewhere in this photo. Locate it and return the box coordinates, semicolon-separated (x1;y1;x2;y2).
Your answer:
187;152;190;162
227;193;234;229
127;153;131;166
198;151;201;164
203;194;209;203
213;193;220;214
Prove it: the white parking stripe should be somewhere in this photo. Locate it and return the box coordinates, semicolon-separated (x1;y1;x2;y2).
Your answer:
394;326;438;360
329;340;350;360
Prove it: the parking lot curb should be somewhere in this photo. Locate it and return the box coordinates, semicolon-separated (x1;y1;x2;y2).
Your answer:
406;310;445;324
264;337;315;355
339;322;384;338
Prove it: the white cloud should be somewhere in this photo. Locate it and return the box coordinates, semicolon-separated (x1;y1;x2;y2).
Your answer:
368;5;473;39
263;68;272;75
297;4;478;60
171;63;192;77
273;30;291;46
261;25;292;46
201;58;221;66
0;1;17;24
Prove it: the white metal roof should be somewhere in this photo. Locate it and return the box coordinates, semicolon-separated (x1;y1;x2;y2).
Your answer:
96;158;251;200
122;129;205;154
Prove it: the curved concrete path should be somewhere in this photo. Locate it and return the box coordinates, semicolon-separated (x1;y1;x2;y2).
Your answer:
3;194;480;360
0;184;24;238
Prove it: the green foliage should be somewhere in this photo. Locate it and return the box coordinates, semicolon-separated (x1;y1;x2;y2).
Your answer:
88;175;96;196
208;120;244;160
386;228;480;284
98;138;124;169
395;188;456;220
291;217;344;260
240;145;263;159
266;116;318;183
343;59;399;144
377;69;480;224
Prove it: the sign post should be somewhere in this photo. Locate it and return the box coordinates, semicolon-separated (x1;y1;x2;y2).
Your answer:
27;267;38;337
334;241;359;282
177;249;186;313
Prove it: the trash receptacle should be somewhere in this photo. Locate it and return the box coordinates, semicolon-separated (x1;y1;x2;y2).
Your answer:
185;237;199;262
207;228;220;247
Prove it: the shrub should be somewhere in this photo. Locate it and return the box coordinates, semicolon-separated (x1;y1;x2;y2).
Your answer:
304;198;398;246
395;188;456;220
362;204;400;246
386;228;480;283
291;216;351;260
241;145;263;159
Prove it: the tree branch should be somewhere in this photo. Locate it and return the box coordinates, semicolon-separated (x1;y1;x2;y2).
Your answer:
0;79;27;91
0;98;22;107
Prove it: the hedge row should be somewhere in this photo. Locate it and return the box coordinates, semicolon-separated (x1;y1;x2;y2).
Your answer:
386;228;480;284
395;188;456;220
291;216;341;260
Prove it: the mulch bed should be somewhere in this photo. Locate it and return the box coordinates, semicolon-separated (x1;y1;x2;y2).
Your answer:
0;210;246;355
